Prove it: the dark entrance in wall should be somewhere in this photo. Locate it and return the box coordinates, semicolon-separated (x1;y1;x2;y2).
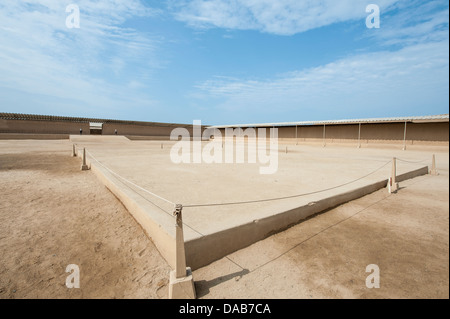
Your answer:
90;122;103;135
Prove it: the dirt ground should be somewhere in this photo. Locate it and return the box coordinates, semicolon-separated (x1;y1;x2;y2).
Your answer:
0;145;171;299
194;172;449;299
0;140;448;299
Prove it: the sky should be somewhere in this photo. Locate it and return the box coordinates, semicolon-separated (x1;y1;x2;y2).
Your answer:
0;0;448;125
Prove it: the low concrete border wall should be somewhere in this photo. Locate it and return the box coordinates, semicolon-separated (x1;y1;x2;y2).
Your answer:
75;146;429;271
126;135;172;141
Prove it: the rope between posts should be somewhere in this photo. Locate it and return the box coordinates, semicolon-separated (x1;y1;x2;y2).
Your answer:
83;149;204;236
396;157;429;164
80;149;418;238
84;149;176;206
84;148;404;210
183;160;392;208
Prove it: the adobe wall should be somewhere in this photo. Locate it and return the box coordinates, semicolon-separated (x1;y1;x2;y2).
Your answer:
0;133;69;140
0;119;89;135
275;122;449;142
102;123;194;137
216;122;449;145
0;118;195;138
402;122;449;142
1;116;448;145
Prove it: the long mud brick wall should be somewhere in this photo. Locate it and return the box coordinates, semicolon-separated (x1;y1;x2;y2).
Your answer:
1;113;448;145
217;122;449;146
0;113;195;139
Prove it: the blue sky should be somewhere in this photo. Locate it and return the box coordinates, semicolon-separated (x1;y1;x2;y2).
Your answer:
0;0;448;125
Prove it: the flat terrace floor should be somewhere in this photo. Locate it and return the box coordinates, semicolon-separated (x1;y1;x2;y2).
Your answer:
0;138;448;299
69;136;443;242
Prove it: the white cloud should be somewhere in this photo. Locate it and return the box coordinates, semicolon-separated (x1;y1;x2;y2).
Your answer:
0;0;161;115
193;39;449;120
185;1;449;122
172;0;399;35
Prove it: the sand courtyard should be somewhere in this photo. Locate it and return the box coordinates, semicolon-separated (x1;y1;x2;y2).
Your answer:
0;138;448;298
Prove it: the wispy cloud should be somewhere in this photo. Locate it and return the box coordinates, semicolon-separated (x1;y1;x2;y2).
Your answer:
186;0;449;123
1;1;448;123
171;0;399;35
192;39;449;122
364;0;449;46
0;0;162;117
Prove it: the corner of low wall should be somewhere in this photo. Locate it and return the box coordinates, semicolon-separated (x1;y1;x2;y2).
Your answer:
75;148;177;270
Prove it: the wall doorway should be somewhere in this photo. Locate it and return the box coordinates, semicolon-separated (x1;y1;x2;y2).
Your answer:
89;122;103;135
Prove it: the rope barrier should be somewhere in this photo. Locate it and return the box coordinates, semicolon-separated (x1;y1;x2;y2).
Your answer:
79;146;435;275
396;157;429;164
84;149;204;237
85;149;176;206
183;160;392;208
81;148;429;231
77;146;436;287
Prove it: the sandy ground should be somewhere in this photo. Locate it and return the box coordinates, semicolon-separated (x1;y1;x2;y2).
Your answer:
0;142;171;299
0;139;448;299
194;172;449;299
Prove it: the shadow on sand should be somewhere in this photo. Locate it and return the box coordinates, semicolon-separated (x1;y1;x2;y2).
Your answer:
194;268;250;298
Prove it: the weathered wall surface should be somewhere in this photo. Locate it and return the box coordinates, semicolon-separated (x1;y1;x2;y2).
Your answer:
0;119;89;135
217;122;449;145
102;123;194;137
403;123;449;142
0;117;195;138
1;113;448;145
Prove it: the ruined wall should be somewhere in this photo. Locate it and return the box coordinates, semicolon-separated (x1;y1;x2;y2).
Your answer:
0;119;89;135
0;114;195;138
1;113;447;144
216;121;449;145
402;122;449;142
102;123;194;137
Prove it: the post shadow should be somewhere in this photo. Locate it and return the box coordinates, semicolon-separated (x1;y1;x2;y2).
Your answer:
194;268;250;298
